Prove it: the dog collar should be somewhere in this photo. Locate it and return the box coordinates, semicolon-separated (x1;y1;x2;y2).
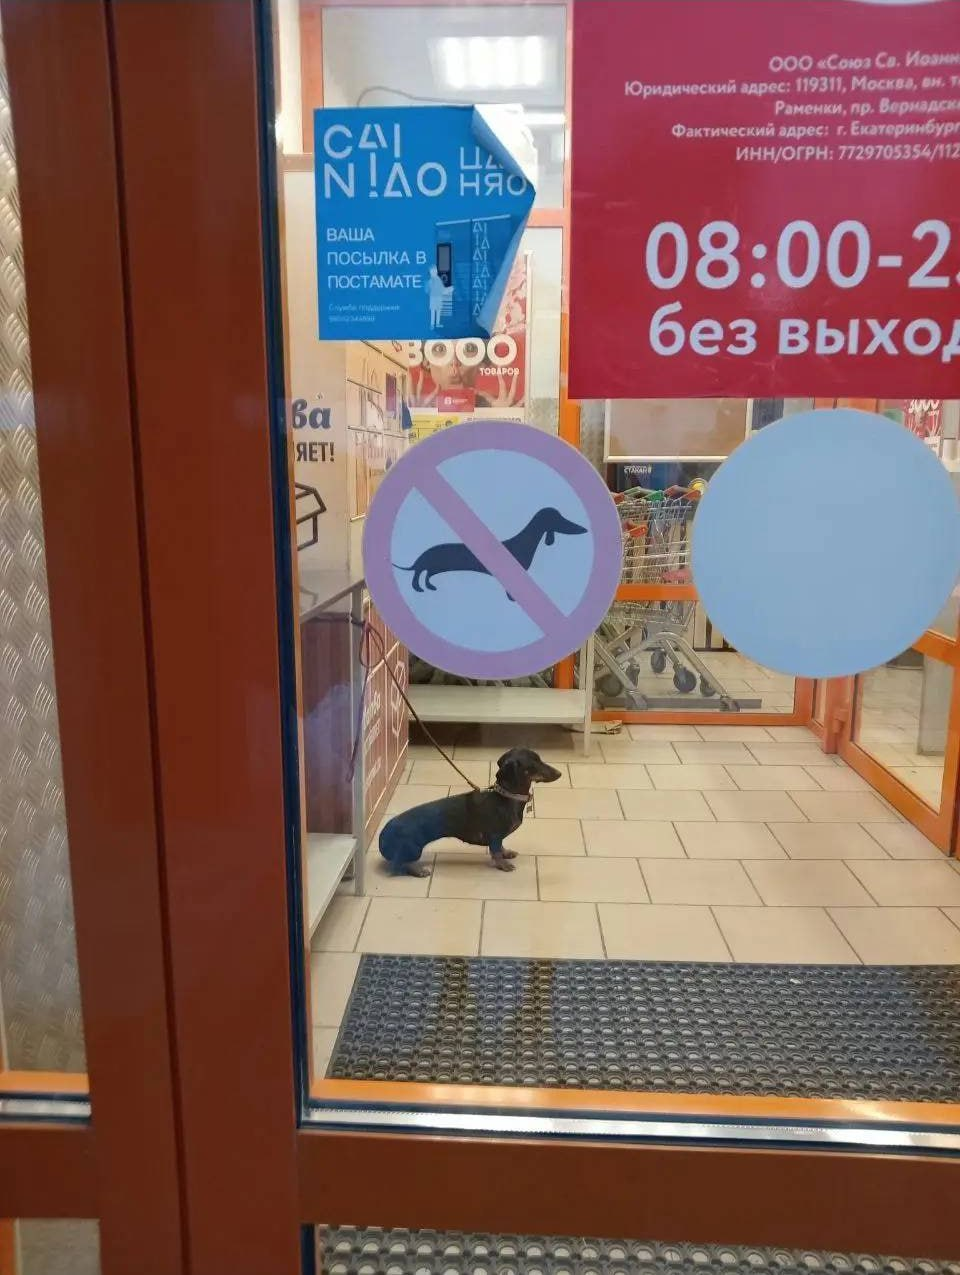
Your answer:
491;783;532;805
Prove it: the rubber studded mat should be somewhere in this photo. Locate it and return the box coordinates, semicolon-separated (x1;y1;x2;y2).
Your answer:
316;1228;960;1274
327;955;960;1100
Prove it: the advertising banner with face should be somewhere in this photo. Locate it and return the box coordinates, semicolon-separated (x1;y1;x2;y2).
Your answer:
405;253;529;416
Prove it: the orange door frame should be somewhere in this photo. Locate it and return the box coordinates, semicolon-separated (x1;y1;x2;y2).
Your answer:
832;633;960;854
813;397;960;854
2;2;960;1271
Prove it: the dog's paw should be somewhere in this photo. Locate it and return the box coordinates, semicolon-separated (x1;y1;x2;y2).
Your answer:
501;849;518;860
493;859;516;872
406;864;432;878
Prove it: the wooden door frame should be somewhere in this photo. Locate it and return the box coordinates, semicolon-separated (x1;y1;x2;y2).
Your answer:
0;0;183;1267
813;396;960;853
833;630;960;853
3;1;960;1270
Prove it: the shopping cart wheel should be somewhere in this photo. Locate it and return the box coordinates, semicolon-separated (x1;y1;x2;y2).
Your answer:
700;679;717;697
598;673;622;697
673;667;697;693
650;649;667;674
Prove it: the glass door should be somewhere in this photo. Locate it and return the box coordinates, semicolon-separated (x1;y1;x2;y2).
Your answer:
4;2;960;1273
817;398;960;854
836;628;960;853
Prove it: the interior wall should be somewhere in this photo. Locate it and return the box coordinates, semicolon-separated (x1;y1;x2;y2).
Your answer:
276;0;303;153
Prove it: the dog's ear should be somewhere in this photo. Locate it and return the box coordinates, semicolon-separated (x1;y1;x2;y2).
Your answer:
496;750;523;785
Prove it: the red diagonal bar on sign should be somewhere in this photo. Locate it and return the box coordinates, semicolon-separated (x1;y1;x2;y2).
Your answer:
414;468;573;638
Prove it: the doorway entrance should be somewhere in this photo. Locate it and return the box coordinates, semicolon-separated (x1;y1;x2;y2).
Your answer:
1;1;959;1272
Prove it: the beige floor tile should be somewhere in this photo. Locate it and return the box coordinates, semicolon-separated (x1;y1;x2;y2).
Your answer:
764;726;817;742
694;726;774;742
538;856;649;903
705;678;757;698
311;895;370;952
705;791;805;822
862;822;944;859
805;766;872;792
768;822;887;859
641;859;760;905
725;764;819;791
846;859;960;906
943;908;960;933
759;694;796;710
746;744;836;767
749;675;796;694
533;787;623;820
545;746;607;765
504;818;585;856
744;861;874;906
859;726;912;745
363;849;435;897
789;791;901;823
714;907;859;963
357;898;482;955
583;821;685;858
627;725;702;741
310;952;360;1027
313;1027;340;1078
569;763;651;790
598;903;730;961
599;740;679;764
852;743;908;768
674;741;757;764
619;789;714;821
675;822;785;859
481;901;603;958
647;764;735;791
897;751;944;769
891;767;944;805
386;785;449;814
830;907;960;963
408;759;490;787
429;854;538;900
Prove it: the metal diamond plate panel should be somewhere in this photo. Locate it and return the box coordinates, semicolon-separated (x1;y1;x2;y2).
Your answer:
317;1227;960;1274
0;18;85;1072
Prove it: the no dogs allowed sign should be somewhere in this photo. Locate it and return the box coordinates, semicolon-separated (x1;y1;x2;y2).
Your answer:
363;421;622;678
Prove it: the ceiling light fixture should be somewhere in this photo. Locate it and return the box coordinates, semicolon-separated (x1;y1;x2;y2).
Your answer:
435;35;548;90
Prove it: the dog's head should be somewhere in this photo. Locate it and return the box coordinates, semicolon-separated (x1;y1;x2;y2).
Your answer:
537;507;588;537
495;747;562;794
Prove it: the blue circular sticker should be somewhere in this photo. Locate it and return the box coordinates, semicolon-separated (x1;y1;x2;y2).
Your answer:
691;408;960;679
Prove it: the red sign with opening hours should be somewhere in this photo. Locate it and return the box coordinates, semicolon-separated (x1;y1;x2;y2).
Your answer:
570;0;960;399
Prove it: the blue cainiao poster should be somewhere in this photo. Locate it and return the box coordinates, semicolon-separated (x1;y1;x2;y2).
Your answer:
314;106;535;341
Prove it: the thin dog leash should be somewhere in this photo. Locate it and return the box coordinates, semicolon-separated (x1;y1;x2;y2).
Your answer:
324;615;483;792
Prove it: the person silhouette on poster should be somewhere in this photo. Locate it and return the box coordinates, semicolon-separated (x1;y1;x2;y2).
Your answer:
428;267;452;331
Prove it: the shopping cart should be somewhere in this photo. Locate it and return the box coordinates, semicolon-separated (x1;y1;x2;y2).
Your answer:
594;485;742;712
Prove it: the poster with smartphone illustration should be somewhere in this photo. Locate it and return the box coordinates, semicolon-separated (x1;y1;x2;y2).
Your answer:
405;252;530;417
